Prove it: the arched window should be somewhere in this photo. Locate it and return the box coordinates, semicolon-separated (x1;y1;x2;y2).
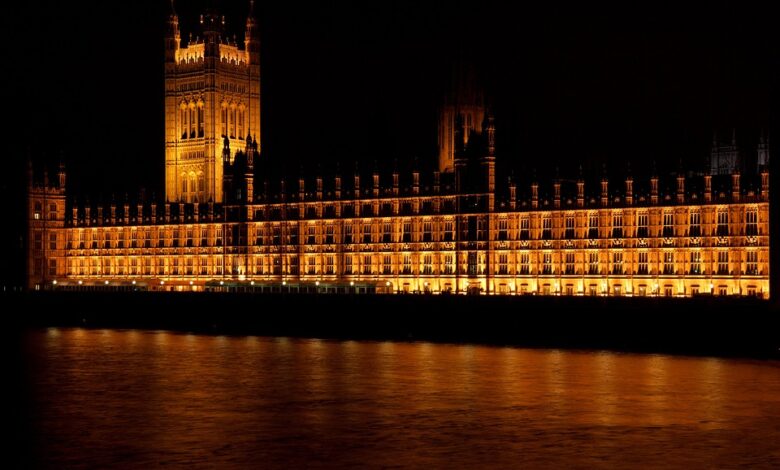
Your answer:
197;104;204;138
238;108;245;139
189;105;196;138
230;107;236;138
180;107;188;139
221;105;228;137
189;174;197;202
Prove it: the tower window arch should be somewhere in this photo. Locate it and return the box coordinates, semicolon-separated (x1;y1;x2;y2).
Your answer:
197;172;205;201
180;104;188;139
189;173;197;202
197;102;204;138
238;106;245;140
189;103;196;139
230;105;237;139
221;104;228;137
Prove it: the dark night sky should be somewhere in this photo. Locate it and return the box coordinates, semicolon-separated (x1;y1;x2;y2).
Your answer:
2;0;777;286
8;0;778;195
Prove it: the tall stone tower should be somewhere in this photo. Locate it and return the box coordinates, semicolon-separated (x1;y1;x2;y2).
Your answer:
165;1;261;203
438;57;485;173
27;163;66;290
709;129;740;176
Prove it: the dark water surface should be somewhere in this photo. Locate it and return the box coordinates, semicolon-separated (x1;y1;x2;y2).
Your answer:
19;329;780;468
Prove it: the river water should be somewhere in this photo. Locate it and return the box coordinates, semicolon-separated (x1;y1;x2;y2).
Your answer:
18;329;780;468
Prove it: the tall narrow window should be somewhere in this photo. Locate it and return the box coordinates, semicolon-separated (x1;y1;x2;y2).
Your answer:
637;213;648;238
717;210;729;236
363;222;372;244
230;108;237;138
612;213;623;238
325;224;334;244
565;252;575;274
519;253;530;275
197;106;204;137
423;254;433;274
588;252;599;275
588;214;599;239
189;106;196;138
402;255;412;274
746;251;758;275
497;253;508;274
181;108;188;139
565;216;575;239
444;220;454;241
746;209;758;236
383;255;392;274
402;221;412;243
663;212;674;237
498;218;508;241
663;252;674;275
383;221;392;243
612;252;623;274
638;252;648;274
717;251;729;274
542;216;552;240
343;224;353;244
689;211;701;237
542;252;553;275
307;224;316;244
689;251;701;274
520;217;530;240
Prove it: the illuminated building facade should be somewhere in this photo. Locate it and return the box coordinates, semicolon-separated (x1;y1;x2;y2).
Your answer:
26;7;771;298
165;2;261;203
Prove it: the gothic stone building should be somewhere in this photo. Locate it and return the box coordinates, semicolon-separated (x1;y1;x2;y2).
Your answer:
27;6;770;298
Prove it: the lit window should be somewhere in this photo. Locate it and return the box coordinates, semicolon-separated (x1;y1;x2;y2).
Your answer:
746;209;758;236
564;216;575;239
663;252;674;275
588;214;599;239
717;251;729;275
663;212;674;237
565;252;575;274
519;253;530;275
611;252;623;274
689;211;701;237
637;252;648;275
542;252;553;275
717;210;729;236
612;213;623;238
746;251;758;275
689;251;701;275
588;252;599;275
637;213;648;238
